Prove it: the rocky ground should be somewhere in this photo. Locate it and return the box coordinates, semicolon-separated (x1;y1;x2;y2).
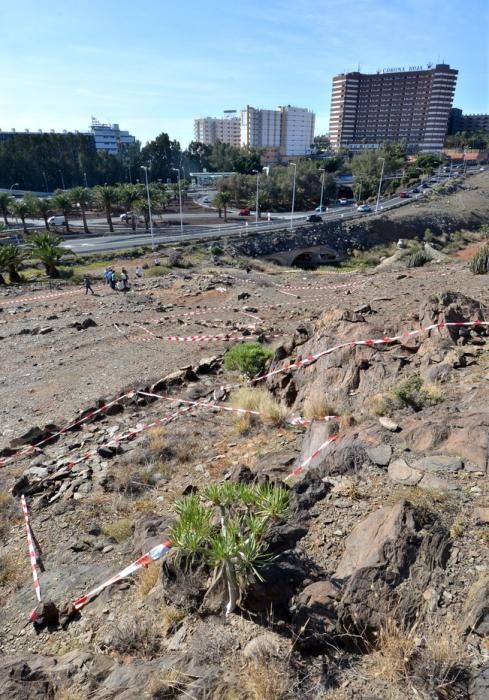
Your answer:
1;215;489;698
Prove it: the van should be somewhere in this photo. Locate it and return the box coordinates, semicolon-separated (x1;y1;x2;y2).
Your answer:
47;215;66;226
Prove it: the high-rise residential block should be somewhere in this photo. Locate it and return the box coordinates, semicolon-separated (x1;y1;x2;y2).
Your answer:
329;63;458;152
193;116;241;146
241;105;315;158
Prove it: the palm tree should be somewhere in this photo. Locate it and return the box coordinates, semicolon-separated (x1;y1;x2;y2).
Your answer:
0;244;25;283
10;199;31;234
220;191;232;222
117;184;140;231
0;193;13;227
213;192;224;219
53;192;72;233
134;198;150;230
35;197;52;230
69;187;92;234
26;232;65;278
94;185;116;233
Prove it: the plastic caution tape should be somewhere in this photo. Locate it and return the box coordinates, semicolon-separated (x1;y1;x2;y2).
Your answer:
20;495;42;620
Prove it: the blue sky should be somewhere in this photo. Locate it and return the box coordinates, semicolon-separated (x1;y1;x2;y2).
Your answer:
1;0;487;147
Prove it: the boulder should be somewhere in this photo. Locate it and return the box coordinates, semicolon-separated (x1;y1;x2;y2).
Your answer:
333;501;451;641
365;443;392;466
291;580;340;650
460;575;489;636
388;458;422;486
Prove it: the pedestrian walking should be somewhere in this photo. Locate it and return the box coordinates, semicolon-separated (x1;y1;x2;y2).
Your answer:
120;267;129;291
83;274;95;295
110;269;117;291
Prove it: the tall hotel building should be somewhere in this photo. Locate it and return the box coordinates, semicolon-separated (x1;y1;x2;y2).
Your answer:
329;63;458;152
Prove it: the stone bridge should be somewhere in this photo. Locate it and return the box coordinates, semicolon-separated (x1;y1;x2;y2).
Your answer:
228;220;370;267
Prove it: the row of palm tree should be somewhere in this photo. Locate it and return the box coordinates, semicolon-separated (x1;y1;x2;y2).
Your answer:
0;181;189;235
0;232;66;283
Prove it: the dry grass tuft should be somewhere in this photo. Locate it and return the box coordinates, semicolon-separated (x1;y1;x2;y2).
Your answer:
0;552;27;590
145;425;167;454
386;485;453;511
101;517;133;543
303;393;338;420
232;388;287;431
241;657;291;699
368;619;467;698
0;491;18;540
53;686;86;700
369;618;417;684
136;562;161;598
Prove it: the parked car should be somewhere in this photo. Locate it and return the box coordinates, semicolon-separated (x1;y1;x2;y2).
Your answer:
307;214;323;223
47;215;66;226
412;187;421;193
315;205;327;212
356;204;371;212
120;212;134;223
421;182;430;188
238;209;250;216
399;191;410;198
338;198;348;205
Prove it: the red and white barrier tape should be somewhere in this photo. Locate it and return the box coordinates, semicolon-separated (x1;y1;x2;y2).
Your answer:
0;289;82;307
128;333;279;344
138;390;339;427
72;540;172;611
286;434;339;482
0;391;135;468
249;320;489;386
47;404;195;478
20;495;42;620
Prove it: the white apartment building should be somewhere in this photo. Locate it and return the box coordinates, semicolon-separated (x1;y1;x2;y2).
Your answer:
241;105;315;158
193;116;241;146
89;117;136;154
280;106;315;156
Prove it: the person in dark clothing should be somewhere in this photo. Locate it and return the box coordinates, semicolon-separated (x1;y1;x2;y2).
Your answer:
83;274;95;295
110;269;117;290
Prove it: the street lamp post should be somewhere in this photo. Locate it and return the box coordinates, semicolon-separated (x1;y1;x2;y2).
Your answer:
375;158;385;213
9;182;19;194
59;170;65;190
42;171;49;193
252;169;260;226
319;168;327;211
172;168;184;234
289;162;297;230
141;165;155;252
83;171;88;188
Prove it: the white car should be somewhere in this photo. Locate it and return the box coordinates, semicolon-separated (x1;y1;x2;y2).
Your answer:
47;215;66;226
120;212;134;223
315;205;327;212
338;198;348;205
357;204;371;212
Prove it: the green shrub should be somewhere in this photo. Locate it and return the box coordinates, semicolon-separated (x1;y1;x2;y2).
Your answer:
210;244;223;256
406;251;429;268
424;228;434;242
470;244;489;274
392;375;444;411
223;342;272;377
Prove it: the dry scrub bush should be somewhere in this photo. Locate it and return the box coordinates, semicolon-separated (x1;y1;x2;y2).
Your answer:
303;392;338;420
242;658;291;699
101;517;133;543
370;618;417;684
147;668;192;699
145;425;167;454
109;612;164;658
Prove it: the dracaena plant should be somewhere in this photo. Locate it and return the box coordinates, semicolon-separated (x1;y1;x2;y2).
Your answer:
169;482;289;614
